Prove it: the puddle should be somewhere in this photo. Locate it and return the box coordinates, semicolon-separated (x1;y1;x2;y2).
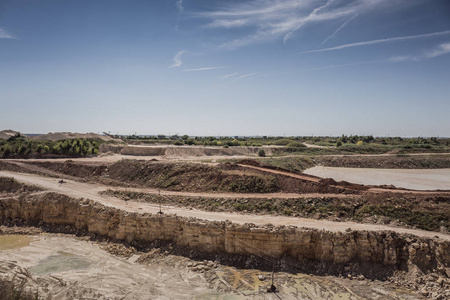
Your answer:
0;235;33;250
29;251;94;275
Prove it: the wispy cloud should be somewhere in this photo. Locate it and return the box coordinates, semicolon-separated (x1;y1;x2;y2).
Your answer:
321;1;372;45
176;0;184;14
304;30;450;54
222;72;238;79
183;67;227;72
388;55;418;62
231;72;257;82
205;19;247;29
425;42;450;58
170;50;187;68
0;28;15;39
283;0;336;44
196;0;385;49
388;42;450;62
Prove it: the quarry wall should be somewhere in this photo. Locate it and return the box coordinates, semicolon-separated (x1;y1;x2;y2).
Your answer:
0;192;449;276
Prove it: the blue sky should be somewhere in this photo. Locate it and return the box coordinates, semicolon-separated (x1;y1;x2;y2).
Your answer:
1;0;449;136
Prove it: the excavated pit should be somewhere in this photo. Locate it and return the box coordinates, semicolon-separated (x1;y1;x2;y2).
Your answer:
0;192;449;281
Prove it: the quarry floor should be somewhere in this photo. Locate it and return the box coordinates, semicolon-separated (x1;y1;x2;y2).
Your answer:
0;233;421;300
304;167;450;191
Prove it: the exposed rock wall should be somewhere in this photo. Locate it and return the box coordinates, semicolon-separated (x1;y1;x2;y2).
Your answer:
0;193;449;277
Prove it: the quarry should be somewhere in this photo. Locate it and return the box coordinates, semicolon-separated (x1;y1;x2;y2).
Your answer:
0;134;449;299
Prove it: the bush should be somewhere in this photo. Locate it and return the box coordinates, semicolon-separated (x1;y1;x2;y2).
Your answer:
273;139;292;146
286;141;306;148
285;141;307;152
185;138;195;145
258;148;266;157
336;140;343;147
356;141;364;146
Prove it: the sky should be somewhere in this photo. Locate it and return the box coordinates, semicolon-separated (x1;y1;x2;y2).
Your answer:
1;0;449;137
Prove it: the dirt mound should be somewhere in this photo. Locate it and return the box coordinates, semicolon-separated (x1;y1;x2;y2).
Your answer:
29;132;121;142
30;161;107;179
100;145;281;157
106;160;280;193
236;159;262;167
0;177;41;194
0;130;20;140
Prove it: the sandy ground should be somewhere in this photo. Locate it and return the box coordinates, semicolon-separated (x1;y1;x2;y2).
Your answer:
1;170;449;241
0;234;421;300
304;167;450;191
0;234;234;299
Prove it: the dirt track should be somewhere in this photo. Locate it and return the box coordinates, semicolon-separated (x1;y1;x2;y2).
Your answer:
1;170;449;241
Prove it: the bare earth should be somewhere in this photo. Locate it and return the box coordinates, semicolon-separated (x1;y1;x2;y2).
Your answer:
304;166;450;191
0;234;419;300
1;170;448;241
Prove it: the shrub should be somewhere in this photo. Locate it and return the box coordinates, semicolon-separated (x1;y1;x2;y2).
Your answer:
185;138;195;145
336;140;343;147
356;141;364;146
258;148;266;157
273;139;292;146
285;141;307;152
286;141;306;148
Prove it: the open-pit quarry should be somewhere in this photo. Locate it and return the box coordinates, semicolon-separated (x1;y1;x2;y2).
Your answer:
0;149;449;299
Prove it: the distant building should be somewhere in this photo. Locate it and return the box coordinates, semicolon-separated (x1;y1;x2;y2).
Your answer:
170;135;180;140
158;134;166;139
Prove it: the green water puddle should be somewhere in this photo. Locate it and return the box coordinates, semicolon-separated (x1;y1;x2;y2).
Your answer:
29;251;94;275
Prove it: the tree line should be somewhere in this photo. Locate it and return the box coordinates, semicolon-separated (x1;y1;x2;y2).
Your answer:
0;134;100;158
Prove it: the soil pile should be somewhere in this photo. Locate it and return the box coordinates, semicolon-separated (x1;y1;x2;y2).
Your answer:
106;160;280;193
29;132;121;142
0;130;20;140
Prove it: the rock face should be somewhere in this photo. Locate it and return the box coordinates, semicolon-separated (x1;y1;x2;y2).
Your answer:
0;192;449;278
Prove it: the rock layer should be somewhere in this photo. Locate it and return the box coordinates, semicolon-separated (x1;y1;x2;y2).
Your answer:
0;192;449;278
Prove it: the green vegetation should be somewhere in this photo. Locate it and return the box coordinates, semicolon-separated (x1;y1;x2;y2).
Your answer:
0;134;100;158
257;149;266;157
123;134;450;155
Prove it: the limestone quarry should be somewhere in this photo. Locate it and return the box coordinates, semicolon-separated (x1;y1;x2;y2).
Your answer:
0;148;449;299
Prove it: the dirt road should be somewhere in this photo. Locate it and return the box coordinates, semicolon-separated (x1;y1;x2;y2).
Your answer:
1;170;448;241
237;164;321;182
